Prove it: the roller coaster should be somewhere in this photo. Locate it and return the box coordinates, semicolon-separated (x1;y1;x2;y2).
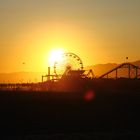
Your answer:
99;63;140;79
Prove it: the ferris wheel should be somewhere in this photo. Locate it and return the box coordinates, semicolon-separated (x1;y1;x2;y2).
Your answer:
54;52;84;75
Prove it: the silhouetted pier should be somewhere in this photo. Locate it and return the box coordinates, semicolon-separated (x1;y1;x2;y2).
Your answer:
0;63;140;92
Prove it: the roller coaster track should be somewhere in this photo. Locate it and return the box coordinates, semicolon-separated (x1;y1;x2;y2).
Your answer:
99;63;140;79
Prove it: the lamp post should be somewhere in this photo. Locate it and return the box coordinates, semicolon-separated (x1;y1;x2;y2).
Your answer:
126;57;128;63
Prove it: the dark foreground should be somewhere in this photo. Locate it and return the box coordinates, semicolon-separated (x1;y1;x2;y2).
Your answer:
0;81;140;139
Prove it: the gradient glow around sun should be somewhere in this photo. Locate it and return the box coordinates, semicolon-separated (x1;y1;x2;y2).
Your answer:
48;48;64;67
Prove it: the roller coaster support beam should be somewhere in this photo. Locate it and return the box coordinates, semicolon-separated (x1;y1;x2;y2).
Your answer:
116;69;118;79
136;67;138;79
128;64;131;79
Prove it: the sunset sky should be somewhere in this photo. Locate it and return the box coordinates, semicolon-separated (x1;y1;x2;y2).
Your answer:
0;0;140;73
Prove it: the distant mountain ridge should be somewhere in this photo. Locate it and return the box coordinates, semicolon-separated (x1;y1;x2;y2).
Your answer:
0;60;140;83
85;60;140;77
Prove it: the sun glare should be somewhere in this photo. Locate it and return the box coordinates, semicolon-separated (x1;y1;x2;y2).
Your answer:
48;48;64;67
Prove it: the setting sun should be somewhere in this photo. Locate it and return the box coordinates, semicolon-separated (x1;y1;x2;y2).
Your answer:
48;48;64;67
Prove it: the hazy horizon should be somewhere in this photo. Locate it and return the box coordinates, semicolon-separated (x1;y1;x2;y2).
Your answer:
0;59;140;83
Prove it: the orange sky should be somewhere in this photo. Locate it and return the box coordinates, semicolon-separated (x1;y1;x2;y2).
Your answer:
0;0;140;73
